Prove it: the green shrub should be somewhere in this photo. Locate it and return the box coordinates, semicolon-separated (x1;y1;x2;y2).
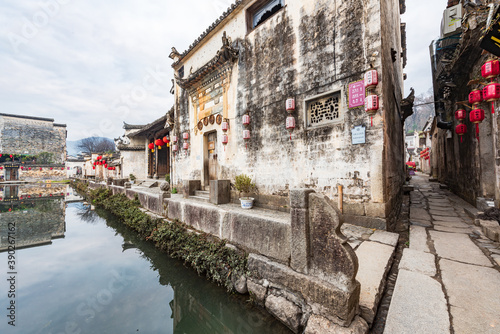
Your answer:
234;174;256;194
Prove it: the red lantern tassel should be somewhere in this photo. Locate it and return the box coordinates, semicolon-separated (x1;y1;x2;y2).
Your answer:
371;117;373;127
289;133;292;140
460;137;463;143
492;102;495;114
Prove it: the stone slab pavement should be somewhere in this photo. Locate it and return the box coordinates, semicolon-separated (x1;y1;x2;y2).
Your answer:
384;173;500;334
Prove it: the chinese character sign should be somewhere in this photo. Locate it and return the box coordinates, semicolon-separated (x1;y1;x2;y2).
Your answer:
349;81;365;109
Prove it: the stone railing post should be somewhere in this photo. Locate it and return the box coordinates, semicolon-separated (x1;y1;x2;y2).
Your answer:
290;189;315;274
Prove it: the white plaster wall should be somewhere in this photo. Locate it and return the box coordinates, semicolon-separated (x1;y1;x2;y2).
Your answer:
173;0;402;213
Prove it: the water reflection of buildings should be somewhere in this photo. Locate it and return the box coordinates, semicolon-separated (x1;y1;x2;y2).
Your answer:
0;185;67;252
99;211;290;334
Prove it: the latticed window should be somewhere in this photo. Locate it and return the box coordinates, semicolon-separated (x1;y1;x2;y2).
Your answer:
306;91;342;127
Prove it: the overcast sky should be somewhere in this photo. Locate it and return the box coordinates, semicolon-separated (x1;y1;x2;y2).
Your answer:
0;0;447;141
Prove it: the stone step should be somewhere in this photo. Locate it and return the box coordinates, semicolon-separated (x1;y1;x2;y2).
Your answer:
190;195;209;203
195;190;209;197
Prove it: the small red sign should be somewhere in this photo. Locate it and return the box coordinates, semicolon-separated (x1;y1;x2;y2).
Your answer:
349;80;365;109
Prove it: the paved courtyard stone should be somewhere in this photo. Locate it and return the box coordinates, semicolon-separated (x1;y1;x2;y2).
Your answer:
410;207;431;221
355;241;395;324
432;220;470;229
432;216;466;223
430;231;492;266
399;248;436;276
384;269;450;334
440;259;500;333
429;210;458;217
433;225;470;234
369;230;399;247
409;225;429;253
410;219;432;227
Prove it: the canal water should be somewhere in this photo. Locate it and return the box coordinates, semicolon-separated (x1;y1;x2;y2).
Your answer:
0;185;291;334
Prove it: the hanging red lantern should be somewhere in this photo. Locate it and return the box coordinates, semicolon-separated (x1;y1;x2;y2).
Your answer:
364;69;379;88
155;138;164;149
183;142;189;150
50;167;53;170
286;116;296;140
148;142;155;152
243;130;250;149
172;135;178;143
222;134;229;145
483;82;500;114
470;108;485;140
172;144;178;152
468;89;483;106
10;155;13;158
286;98;295;111
243;129;251;140
183;132;189;140
222;134;228;151
365;95;379;126
163;136;170;147
454;109;466;122
93;167;95;170
242;114;250;126
104;164;108;168
481;59;500;79
222;121;229;132
29;167;31;170
455;124;467;143
40;167;42;171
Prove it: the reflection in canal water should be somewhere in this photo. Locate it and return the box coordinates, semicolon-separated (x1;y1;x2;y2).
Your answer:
0;188;291;333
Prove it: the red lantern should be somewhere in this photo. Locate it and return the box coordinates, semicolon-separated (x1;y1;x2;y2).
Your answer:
148;142;155;152
29;167;31;170
172;144;178;152
454;109;466;122
286;98;295;111
222;134;228;151
172;136;178;143
365;95;379;126
40;167;42;171
155;138;164;149
183;142;189;150
222;121;229;132
468;89;482;106
470;108;485;140
483;82;500;114
183;132;189;140
243;129;251;140
163;136;170;147
50;167;53;170
242;114;250;126
364;69;378;88
455;123;467;143
104;164;108;168
286;116;296;140
93;167;95;170
481;59;500;79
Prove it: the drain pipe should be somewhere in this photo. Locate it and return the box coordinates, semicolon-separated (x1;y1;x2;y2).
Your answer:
338;185;343;213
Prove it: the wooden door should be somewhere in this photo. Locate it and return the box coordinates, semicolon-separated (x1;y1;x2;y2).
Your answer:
207;132;218;181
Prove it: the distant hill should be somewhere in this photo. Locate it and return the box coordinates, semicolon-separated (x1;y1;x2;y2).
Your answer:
405;89;435;134
67;137;114;156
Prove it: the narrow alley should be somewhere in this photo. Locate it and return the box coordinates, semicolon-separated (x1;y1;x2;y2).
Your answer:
384;172;500;334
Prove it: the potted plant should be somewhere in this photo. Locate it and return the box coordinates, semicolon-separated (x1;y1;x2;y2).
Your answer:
234;174;256;209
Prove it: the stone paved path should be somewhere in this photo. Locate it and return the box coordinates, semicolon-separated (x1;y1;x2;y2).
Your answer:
384;173;500;334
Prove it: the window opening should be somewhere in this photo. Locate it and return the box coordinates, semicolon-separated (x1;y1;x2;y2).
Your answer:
252;0;283;29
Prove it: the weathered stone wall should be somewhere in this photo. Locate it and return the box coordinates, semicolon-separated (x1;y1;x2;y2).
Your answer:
19;166;67;182
0;114;67;163
172;0;405;228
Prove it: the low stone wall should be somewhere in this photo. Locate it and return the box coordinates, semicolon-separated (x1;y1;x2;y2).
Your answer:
167;199;291;263
83;180;368;333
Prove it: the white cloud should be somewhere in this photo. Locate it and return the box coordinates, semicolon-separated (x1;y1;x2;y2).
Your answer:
0;0;234;141
402;0;448;97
